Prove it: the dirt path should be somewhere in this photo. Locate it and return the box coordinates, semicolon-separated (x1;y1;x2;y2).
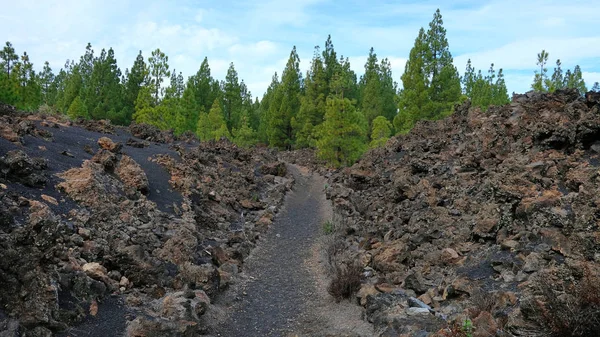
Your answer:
210;165;373;337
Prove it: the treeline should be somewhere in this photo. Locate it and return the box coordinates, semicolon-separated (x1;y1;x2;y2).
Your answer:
1;9;598;167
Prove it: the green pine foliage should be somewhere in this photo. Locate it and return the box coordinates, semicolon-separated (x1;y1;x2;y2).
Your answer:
462;61;510;111
369;116;392;148
196;110;211;141
132;86;166;128
532;51;587;94
394;28;428;134
207;98;231;141
233;112;257;148
267;46;302;149
0;21;598;169
67;95;88;120
223;62;243;131
293;46;327;148
424;9;461;119
316;96;367;168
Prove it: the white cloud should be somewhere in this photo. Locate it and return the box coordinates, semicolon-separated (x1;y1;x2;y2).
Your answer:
1;0;599;99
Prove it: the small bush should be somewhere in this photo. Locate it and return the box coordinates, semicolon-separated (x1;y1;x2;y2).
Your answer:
322;235;346;275
327;262;362;302
522;263;600;337
322;220;333;234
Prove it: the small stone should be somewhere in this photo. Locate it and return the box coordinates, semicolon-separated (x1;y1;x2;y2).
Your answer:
408;296;432;310
441;248;460;264
501;240;519;250
405;307;431;316
516;271;528;282
523;252;542;273
82;262;108;280
61;150;75;157
97;137;122;153
41;194;58;205
404;273;427;294
357;284;379;306
78;228;92;239
119;276;130;287
501;270;516;282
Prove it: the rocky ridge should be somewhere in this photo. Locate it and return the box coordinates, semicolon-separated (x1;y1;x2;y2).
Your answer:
327;89;600;336
0;114;291;336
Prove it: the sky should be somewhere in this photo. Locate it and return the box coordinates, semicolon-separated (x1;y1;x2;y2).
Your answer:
1;0;599;99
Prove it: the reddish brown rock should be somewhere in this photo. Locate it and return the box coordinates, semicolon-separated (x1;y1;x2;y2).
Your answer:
115;155;149;194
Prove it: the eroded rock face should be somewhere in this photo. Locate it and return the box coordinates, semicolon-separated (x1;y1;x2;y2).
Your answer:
327;89;600;335
0;114;292;335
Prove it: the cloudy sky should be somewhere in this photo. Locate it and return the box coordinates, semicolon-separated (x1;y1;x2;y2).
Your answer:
2;0;599;98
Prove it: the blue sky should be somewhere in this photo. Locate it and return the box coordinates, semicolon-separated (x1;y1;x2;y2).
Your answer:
2;0;599;99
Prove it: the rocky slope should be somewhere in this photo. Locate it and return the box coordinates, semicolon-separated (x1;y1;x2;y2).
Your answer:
327;89;600;336
0;113;291;336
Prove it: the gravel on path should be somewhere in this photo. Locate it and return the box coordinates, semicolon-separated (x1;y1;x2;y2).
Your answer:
211;164;374;337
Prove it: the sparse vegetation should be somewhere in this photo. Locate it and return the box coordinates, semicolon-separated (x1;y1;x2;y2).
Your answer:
327;262;362;302
522;264;600;337
322;220;333;234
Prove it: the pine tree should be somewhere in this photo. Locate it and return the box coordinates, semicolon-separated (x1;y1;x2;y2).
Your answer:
462;59;476;97
87;48;123;121
379;58;398;122
148;48;170;104
592;82;600;92
67;95;88;119
268;46;302;149
196;109;211;141
424;9;461;118
293;46;327;148
223;62;242;131
359;47;383;128
369;116;392;148
233;112;257;148
39;61;56;105
175;86;198;134
563;65;587;94
322;35;339;98
0;42;20;105
532;50;549;92
257;73;279;144
0;42;18;76
133;86;165;128
165;70;184;100
395;28;428;133
123;51;147;124
188;57;218;113
79;43;94;111
463;61;509;111
549;59;564;92
207;98;230;141
316;95;367;167
492;68;510;105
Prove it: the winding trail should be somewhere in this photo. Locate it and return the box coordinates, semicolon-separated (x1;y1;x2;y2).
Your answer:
211;165;373;337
